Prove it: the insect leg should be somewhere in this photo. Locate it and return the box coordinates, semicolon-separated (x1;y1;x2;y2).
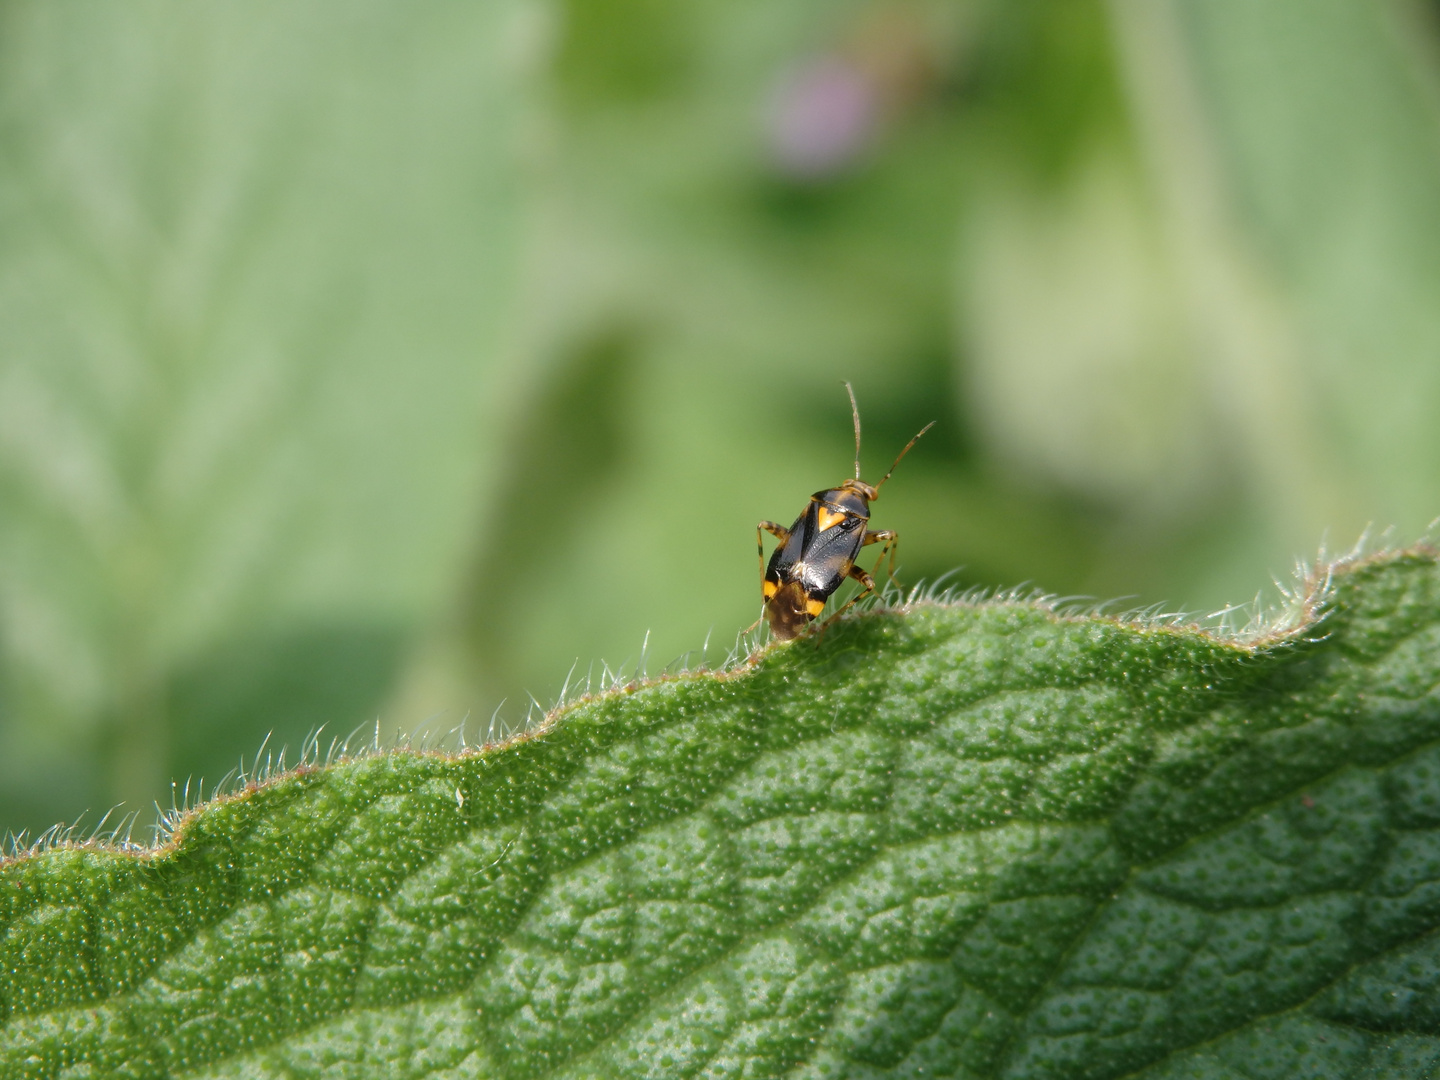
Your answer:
757;521;789;581
846;561;878;593
862;528;900;587
748;521;792;638
818;561;878;634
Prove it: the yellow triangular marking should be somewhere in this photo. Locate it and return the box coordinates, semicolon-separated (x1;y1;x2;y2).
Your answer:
816;507;846;532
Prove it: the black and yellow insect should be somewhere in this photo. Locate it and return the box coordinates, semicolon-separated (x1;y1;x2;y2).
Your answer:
757;383;934;640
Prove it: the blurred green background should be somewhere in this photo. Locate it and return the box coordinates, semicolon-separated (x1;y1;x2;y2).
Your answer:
3;0;1440;839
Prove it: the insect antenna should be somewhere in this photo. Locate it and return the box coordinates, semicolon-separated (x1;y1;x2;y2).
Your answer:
873;420;936;494
844;380;862;479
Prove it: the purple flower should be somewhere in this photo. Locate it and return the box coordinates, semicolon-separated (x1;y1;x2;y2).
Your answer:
767;56;878;180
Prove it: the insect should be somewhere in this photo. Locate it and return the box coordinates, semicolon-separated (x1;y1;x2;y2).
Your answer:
757;383;934;640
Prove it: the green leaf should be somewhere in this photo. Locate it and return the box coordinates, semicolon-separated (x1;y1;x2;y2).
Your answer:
0;0;545;827
1174;0;1440;527
958;0;1440;613
7;548;1440;1078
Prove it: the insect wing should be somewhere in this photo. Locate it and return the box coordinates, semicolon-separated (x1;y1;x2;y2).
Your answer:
797;507;866;599
765;507;812;581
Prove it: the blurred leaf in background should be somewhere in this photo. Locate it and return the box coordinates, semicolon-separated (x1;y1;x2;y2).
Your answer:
964;0;1440;606
0;0;549;837
7;0;1440;839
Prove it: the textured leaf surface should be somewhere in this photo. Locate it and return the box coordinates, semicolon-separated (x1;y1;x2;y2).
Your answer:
7;550;1440;1078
